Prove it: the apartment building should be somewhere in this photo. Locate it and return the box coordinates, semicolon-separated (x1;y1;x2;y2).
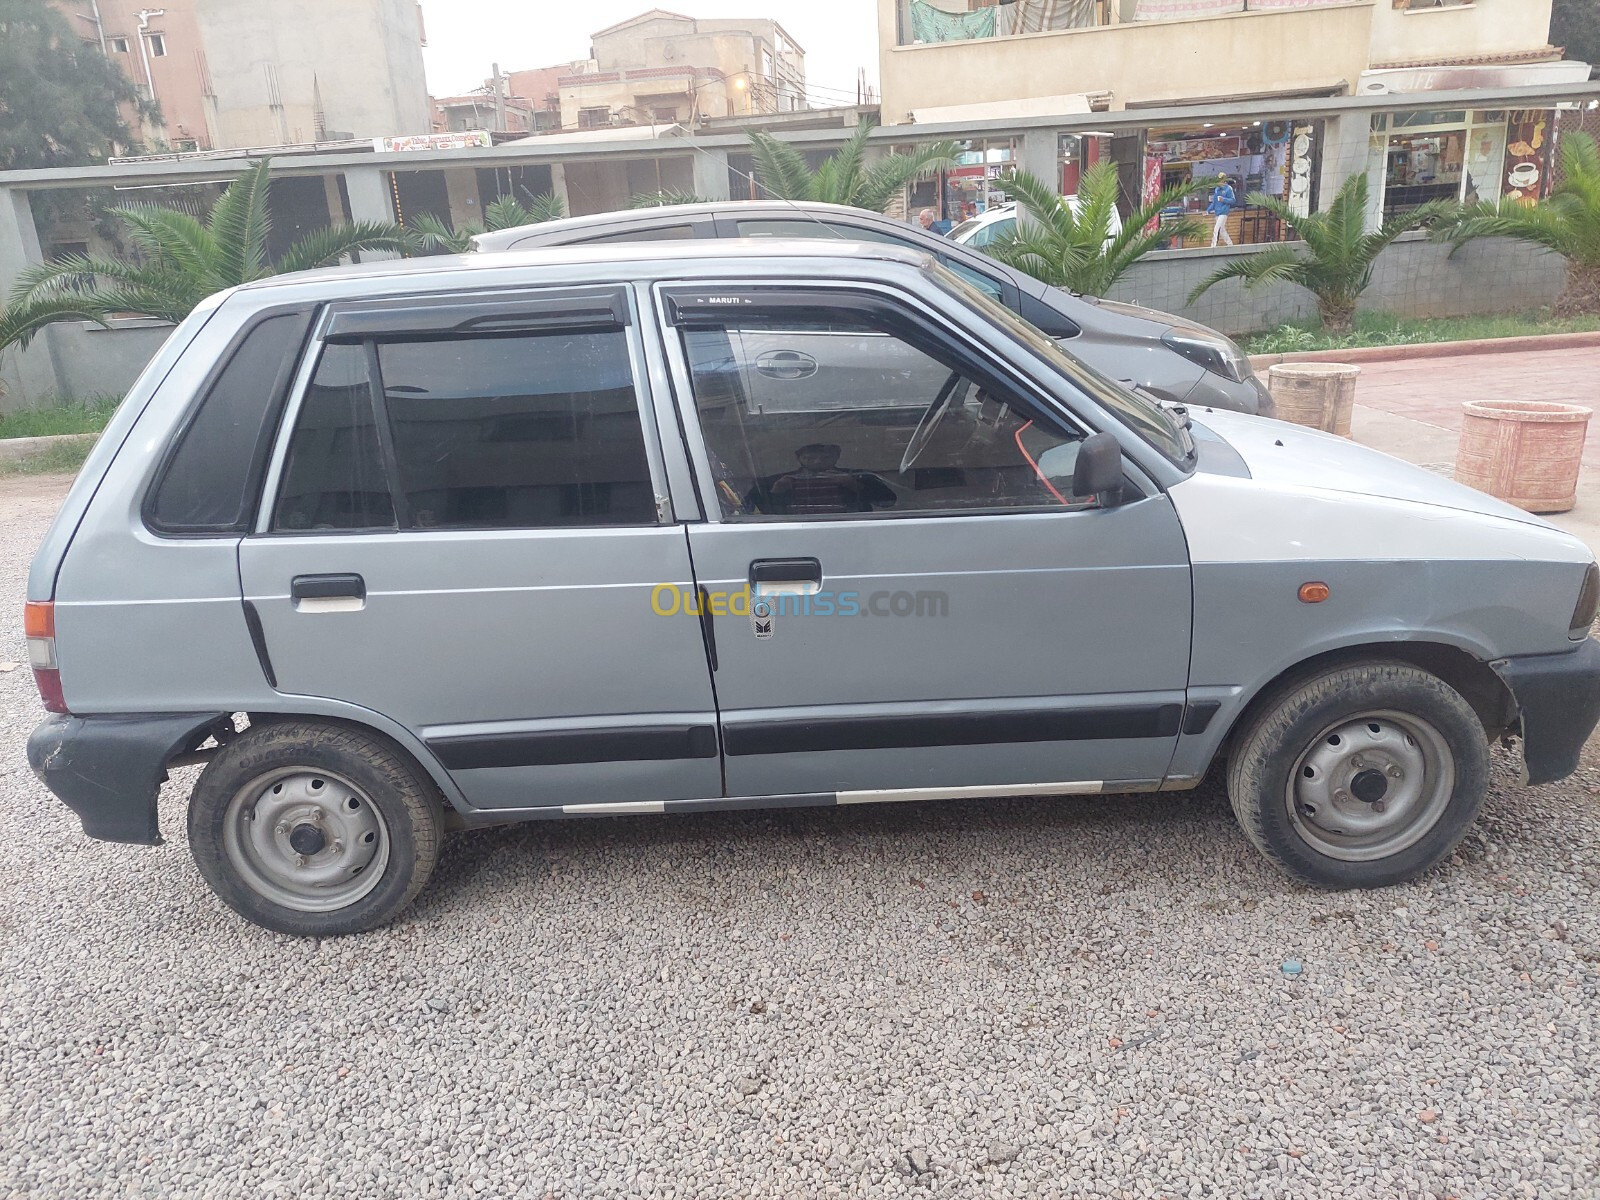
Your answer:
519;9;807;132
50;0;431;150
880;0;1590;243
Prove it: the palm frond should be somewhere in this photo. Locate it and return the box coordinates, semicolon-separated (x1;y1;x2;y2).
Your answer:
747;131;815;202
812;120;874;207
407;212;476;254
0;293;113;352
856;139;962;213
275;222;422;274
108;204;218;288
1188;244;1307;305
207;159;274;284
7;253;153;305
626;190;708;209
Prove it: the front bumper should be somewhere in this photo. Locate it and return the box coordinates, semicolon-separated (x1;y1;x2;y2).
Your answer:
27;712;226;845
1493;639;1600;786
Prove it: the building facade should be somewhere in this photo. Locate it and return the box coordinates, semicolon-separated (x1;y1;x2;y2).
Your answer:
500;9;807;134
879;0;1589;242
49;0;432;150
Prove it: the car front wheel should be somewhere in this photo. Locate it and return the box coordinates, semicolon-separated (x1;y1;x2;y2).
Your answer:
187;720;445;935
1226;662;1490;888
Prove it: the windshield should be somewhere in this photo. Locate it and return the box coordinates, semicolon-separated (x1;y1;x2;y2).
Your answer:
927;263;1194;467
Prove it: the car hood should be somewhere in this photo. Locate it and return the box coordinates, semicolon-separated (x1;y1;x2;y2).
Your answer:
1191;408;1557;530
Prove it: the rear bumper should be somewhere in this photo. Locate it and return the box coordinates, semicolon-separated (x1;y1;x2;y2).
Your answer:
1493;640;1600;786
27;712;226;845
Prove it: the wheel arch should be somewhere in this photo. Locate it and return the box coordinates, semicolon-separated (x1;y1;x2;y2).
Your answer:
1214;640;1518;765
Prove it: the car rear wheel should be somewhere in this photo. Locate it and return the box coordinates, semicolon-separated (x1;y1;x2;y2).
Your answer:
188;720;444;935
1226;662;1489;888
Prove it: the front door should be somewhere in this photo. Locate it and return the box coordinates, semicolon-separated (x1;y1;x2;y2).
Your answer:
655;281;1194;801
239;287;721;812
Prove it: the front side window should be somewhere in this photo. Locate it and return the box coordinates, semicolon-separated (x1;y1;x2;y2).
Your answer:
678;307;1089;519
272;325;656;533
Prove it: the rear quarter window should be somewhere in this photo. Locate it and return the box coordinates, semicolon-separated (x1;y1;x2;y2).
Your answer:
145;309;314;534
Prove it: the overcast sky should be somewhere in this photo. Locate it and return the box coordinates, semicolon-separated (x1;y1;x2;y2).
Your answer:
420;1;880;103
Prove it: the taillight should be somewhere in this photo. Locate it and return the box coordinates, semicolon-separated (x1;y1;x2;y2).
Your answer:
23;601;67;714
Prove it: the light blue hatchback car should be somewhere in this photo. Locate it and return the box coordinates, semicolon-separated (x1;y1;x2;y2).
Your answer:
25;240;1600;935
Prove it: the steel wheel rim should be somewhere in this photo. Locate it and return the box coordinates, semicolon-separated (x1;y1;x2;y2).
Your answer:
1285;709;1455;863
221;768;390;913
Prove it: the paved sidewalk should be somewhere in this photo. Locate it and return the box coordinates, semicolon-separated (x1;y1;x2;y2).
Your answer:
1342;344;1600;553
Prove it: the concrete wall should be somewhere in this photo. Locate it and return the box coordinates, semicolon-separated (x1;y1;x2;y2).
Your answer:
1107;234;1567;336
877;3;1376;121
1368;0;1555;66
0;320;173;413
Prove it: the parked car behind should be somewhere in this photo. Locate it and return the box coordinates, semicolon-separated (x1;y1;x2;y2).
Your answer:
473;201;1272;417
25;241;1600;936
947;196;1123;249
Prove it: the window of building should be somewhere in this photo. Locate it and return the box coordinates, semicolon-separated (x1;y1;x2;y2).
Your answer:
109;36;129;53
145;32;167;57
678;308;1088;519
1375;109;1522;219
578;107;611;130
376;331;655;530
650;106;679;123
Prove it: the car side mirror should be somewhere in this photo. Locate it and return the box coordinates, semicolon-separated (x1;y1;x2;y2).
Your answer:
1071;431;1123;502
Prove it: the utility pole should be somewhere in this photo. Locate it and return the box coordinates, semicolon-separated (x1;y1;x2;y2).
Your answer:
491;62;507;132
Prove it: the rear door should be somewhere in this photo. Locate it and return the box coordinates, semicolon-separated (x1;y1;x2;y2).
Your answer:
238;286;721;813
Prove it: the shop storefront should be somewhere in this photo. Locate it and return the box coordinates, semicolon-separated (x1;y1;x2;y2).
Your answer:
909;137;1017;228
1138;117;1317;248
1370;108;1554;219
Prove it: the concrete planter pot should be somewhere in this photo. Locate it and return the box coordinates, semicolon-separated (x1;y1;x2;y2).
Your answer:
1454;400;1593;514
1266;362;1360;437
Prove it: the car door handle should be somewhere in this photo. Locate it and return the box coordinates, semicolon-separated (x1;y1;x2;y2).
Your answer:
754;350;818;380
290;573;366;613
749;558;822;595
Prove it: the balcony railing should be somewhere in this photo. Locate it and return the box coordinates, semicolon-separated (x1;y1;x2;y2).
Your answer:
898;0;1357;46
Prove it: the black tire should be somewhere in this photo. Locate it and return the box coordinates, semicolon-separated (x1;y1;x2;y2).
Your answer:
1226;661;1489;888
187;720;444;935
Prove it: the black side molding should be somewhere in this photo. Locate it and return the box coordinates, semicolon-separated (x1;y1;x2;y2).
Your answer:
241;600;277;688
723;704;1182;757
430;724;719;771
28;712;227;845
1182;700;1222;736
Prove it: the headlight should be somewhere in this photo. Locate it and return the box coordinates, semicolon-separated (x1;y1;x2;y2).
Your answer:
1571;562;1599;638
1162;330;1253;384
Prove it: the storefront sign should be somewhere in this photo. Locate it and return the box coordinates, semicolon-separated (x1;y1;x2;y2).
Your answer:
373;131;494;153
1501;110;1553;203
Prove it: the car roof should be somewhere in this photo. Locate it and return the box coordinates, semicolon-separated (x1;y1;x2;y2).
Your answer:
471;200;884;251
231;238;937;299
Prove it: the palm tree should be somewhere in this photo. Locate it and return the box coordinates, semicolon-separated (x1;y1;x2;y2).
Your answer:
747;119;961;213
408;191;566;254
1434;130;1600;317
1188;173;1448;335
0;159;416;351
981;163;1205;297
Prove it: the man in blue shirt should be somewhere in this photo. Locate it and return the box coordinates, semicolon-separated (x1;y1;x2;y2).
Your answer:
1207;174;1237;247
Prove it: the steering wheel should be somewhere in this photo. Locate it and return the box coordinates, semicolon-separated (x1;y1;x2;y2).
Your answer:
899;370;963;475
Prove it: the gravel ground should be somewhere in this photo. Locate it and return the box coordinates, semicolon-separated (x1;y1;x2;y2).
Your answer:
2;473;1598;1200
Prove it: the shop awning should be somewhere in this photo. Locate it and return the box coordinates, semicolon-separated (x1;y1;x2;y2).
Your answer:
1358;61;1594;96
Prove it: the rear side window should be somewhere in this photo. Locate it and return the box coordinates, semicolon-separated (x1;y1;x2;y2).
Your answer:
274;344;395;532
379;331;655;530
271;326;656;533
146;310;313;533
